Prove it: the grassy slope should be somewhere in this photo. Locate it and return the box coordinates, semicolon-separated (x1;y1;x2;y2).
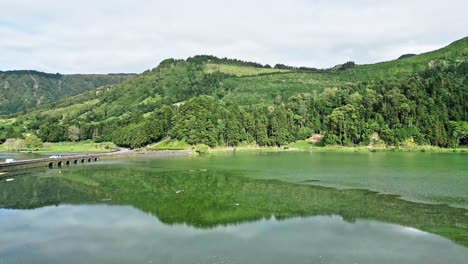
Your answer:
221;71;346;105
204;63;289;76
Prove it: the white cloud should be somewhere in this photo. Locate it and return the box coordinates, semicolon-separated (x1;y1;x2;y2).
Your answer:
0;0;467;73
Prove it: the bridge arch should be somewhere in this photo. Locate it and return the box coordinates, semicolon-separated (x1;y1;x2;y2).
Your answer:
88;158;92;162
94;157;98;162
81;159;85;163
66;160;71;165
74;160;78;164
57;161;63;167
48;162;54;168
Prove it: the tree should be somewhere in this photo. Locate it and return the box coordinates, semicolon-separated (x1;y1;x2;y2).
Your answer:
253;107;269;146
3;138;26;151
3;139;16;151
14;139;26;151
4;127;23;139
38;124;66;142
269;106;290;146
112;123;151;149
68;125;81;142
224;117;240;146
24;135;43;150
194;144;209;155
324;104;364;145
448;121;468;147
92;128;100;142
170;96;220;147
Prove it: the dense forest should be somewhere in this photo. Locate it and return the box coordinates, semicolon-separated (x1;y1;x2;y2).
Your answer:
1;37;467;149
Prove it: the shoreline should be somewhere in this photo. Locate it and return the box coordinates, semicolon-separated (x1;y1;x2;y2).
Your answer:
1;143;467;156
205;145;468;154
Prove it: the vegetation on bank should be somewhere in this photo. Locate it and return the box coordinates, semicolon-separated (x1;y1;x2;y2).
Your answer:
149;138;191;150
3;137;464;155
206;145;468;154
38;141;116;153
1;38;467;151
148;138;468;154
0;140;115;153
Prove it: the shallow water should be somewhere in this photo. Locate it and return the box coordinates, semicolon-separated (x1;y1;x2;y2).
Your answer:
0;152;467;263
125;151;468;208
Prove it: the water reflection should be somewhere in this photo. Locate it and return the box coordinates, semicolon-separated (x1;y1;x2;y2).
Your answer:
1;163;467;247
1;155;468;263
0;205;467;264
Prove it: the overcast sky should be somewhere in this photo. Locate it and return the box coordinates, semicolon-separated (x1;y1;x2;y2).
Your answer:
0;0;467;74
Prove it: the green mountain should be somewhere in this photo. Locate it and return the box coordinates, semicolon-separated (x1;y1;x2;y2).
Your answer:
4;37;468;148
0;70;134;114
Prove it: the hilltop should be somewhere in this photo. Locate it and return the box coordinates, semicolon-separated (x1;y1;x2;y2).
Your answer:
2;37;467;149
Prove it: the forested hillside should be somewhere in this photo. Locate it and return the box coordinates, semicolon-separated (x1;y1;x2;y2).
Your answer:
3;37;467;148
0;71;133;114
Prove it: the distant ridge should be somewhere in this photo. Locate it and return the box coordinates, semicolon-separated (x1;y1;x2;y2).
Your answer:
398;54;417;60
0;70;133;114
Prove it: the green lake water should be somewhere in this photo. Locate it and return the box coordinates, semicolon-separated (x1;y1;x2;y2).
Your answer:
0;152;49;160
0;151;467;263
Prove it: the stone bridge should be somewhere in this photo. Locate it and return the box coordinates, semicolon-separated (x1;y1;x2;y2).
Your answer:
0;154;102;173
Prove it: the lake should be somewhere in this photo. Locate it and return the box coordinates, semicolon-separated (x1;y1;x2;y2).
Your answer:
0;151;467;263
